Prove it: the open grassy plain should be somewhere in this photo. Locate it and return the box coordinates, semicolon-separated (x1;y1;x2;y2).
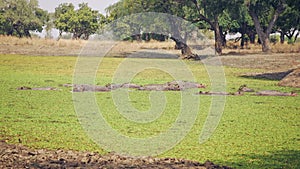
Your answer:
0;37;299;168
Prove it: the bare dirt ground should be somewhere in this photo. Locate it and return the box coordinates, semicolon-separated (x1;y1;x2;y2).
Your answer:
0;141;231;169
278;68;300;88
217;53;300;88
218;53;300;71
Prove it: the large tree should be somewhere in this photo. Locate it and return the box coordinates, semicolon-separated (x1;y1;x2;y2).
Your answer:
106;0;244;55
54;3;75;39
247;0;287;52
185;0;244;54
226;4;256;47
275;0;300;43
54;3;102;40
106;0;191;48
70;3;100;40
0;0;48;37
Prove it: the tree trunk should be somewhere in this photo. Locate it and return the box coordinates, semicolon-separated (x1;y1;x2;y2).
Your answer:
136;34;141;41
57;30;63;40
294;32;299;43
83;33;89;40
219;26;226;47
249;10;271;53
247;32;256;44
261;38;271;52
248;1;286;52
279;31;284;44
213;20;223;55
190;1;222;55
241;33;245;49
240;23;247;48
24;29;31;38
170;37;199;60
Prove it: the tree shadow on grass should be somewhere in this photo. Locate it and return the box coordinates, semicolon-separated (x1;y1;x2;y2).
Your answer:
221;150;300;168
106;50;179;59
127;50;179;59
240;69;294;81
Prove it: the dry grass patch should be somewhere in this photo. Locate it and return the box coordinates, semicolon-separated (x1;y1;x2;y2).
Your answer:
1;35;299;58
0;36;177;57
224;40;300;54
0;35;86;56
218;53;300;71
272;43;300;53
107;40;176;57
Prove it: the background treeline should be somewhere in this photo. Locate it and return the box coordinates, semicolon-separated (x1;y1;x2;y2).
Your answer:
0;0;106;40
0;0;299;54
0;0;48;38
105;0;299;54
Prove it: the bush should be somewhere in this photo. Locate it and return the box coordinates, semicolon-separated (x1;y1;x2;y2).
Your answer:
287;38;295;44
270;35;279;44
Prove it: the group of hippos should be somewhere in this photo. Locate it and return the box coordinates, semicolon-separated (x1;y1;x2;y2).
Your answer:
69;81;206;92
198;85;298;96
17;81;297;96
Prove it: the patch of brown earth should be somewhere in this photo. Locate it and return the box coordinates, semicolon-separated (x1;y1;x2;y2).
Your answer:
219;53;300;71
0;141;232;169
279;68;300;88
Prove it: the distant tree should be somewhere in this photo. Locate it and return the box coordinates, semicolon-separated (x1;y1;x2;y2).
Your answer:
275;0;300;43
54;3;75;39
106;0;244;55
44;13;54;39
70;3;100;40
0;0;48;38
227;4;256;47
54;3;102;40
106;0;298;53
106;0;201;58
186;0;244;54
247;0;287;52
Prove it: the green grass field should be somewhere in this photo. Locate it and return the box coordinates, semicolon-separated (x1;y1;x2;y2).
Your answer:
0;54;299;168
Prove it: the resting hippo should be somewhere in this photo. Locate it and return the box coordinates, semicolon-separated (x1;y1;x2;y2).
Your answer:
17;86;57;91
255;90;297;96
72;84;110;92
121;83;141;89
139;84;166;91
198;91;243;96
165;81;206;90
238;85;255;92
105;84;123;90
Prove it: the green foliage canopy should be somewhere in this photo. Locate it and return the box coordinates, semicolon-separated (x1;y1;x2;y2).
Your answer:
275;0;300;43
54;3;104;40
0;0;48;37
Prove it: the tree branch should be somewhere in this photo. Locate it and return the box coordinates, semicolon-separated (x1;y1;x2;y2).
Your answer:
266;1;286;35
249;8;265;39
190;0;214;29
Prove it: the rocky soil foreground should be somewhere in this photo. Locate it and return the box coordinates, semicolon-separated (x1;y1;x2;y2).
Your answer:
0;141;232;169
